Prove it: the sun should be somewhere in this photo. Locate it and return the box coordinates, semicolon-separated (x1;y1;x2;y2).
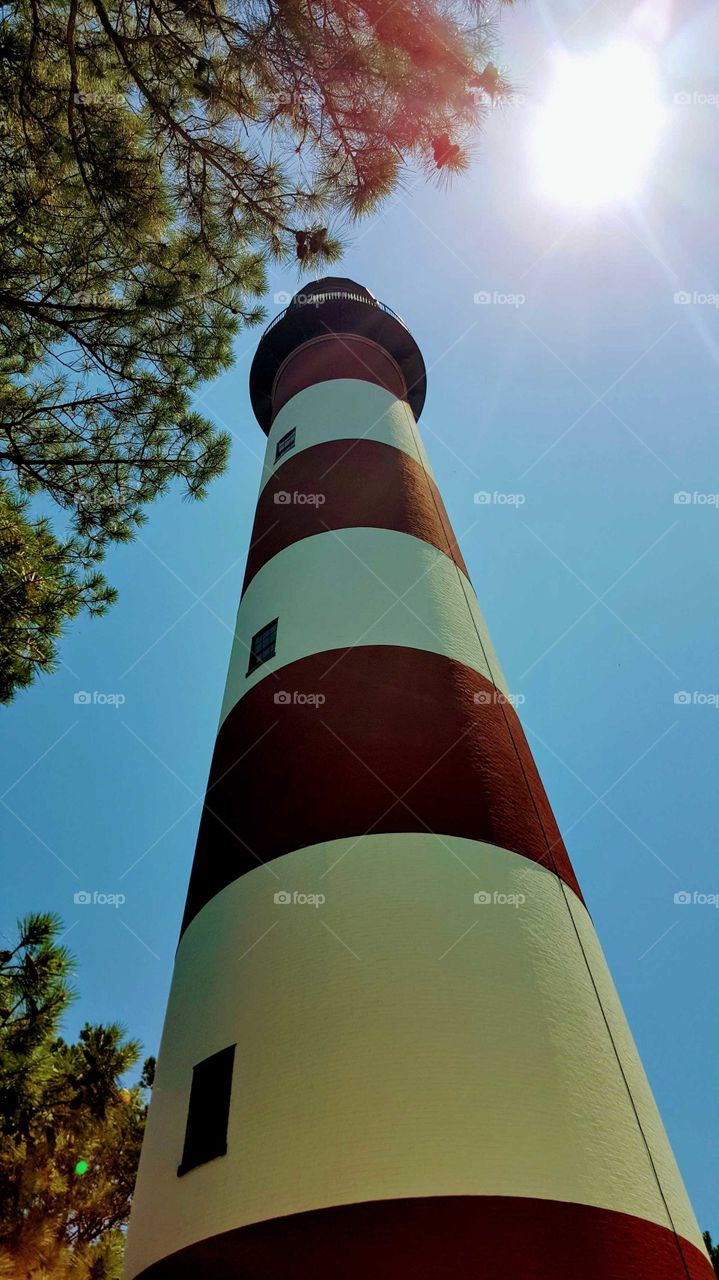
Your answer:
533;41;665;206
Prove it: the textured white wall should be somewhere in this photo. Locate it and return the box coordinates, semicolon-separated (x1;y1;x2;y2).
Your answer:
220;526;508;725
125;834;703;1279
260;379;434;491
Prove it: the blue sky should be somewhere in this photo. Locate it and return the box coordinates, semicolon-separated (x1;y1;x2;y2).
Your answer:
3;0;717;1236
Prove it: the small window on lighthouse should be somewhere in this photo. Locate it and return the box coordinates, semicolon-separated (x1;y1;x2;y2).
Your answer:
274;427;296;462
177;1044;236;1176
247;618;278;675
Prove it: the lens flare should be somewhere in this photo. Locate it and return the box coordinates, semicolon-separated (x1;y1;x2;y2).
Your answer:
534;41;665;206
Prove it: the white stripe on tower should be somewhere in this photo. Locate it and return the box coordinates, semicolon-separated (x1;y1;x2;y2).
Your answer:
219;527;509;726
127;837;704;1272
259;379;434;492
125;279;711;1280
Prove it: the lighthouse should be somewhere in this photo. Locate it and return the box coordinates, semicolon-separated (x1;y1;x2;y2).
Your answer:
125;279;711;1279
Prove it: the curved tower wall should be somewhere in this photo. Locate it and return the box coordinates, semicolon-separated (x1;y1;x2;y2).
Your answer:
125;284;711;1280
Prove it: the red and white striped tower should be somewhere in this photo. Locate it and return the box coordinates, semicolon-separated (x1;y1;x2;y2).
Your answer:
125;279;711;1279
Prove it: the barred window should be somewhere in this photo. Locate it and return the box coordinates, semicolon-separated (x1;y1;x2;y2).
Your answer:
247;618;278;675
275;428;296;462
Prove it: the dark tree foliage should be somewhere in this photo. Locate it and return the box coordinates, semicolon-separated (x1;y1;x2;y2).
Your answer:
704;1232;719;1277
0;913;153;1279
0;0;513;698
0;482;114;700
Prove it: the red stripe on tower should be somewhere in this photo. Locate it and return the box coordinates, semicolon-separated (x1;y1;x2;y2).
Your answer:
271;332;408;417
242;438;469;591
129;1198;713;1280
181;649;581;933
125;278;711;1280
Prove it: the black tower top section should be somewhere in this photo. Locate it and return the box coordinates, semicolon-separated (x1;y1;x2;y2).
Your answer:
249;277;427;432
